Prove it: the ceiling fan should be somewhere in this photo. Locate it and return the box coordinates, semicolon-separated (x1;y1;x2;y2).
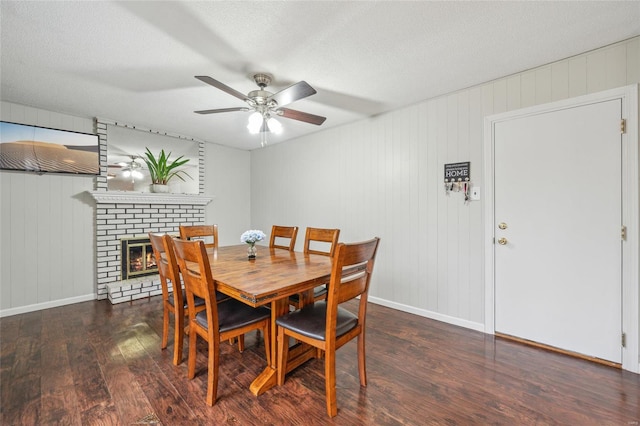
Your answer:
194;73;326;145
109;155;145;182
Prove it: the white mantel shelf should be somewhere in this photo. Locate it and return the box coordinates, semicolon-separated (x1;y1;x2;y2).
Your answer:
88;191;213;205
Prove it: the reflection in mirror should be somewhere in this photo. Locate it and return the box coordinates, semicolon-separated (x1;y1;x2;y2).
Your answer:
106;125;199;194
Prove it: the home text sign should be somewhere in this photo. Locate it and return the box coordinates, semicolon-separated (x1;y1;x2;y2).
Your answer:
444;162;470;182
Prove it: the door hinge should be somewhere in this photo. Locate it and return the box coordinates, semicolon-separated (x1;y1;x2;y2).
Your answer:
620;119;626;134
621;226;627;241
622;332;627;348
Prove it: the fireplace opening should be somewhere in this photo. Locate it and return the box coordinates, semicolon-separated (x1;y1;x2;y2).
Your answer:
121;237;158;280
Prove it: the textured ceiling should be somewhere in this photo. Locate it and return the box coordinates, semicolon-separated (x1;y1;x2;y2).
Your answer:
1;1;639;151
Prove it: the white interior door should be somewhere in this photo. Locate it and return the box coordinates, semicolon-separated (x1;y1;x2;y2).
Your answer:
494;99;622;363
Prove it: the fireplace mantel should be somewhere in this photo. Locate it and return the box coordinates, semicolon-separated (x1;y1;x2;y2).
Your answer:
88;191;213;205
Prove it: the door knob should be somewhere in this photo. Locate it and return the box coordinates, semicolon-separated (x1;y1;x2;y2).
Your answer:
498;237;508;245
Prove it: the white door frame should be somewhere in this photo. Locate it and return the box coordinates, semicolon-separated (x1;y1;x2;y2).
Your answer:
483;84;639;373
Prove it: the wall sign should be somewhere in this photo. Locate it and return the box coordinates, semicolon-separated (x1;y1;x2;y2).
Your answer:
444;161;470;182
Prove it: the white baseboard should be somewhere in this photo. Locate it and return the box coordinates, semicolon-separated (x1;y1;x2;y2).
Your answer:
367;296;485;333
0;293;97;318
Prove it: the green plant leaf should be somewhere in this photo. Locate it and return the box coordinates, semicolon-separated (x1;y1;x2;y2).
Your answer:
143;147;192;184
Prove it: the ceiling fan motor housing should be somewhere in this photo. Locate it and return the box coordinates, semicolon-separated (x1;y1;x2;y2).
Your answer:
252;73;272;88
247;89;274;106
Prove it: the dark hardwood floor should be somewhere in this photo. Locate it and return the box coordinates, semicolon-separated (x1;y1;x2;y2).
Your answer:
1;296;639;425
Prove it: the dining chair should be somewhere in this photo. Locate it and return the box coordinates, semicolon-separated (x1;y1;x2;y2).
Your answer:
179;224;218;249
171;237;271;406
148;232;206;365
269;225;299;251
179;224;244;348
289;227;340;308
276;237;380;417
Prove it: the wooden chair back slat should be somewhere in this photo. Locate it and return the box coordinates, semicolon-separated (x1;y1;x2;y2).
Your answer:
303;227;340;257
269;225;299;251
179;224;219;249
327;238;380;317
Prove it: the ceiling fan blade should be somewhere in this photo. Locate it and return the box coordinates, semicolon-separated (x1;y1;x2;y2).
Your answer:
269;81;316;107
195;76;250;102
194;107;250;114
277;108;327;125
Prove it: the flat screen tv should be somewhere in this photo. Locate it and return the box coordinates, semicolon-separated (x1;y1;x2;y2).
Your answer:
0;121;99;175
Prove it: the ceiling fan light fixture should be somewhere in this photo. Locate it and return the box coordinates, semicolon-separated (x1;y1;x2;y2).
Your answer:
267;117;282;134
247;111;263;134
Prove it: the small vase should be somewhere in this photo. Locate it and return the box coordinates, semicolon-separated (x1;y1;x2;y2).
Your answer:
247;243;257;259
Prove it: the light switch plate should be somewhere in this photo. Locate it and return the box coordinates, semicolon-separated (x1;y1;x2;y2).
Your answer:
470;186;480;201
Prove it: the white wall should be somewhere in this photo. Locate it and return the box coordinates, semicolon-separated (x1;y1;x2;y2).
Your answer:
0;102;97;313
251;36;640;329
0;102;252;316
203;141;251;247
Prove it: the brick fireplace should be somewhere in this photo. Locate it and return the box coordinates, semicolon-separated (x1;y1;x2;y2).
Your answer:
89;192;212;303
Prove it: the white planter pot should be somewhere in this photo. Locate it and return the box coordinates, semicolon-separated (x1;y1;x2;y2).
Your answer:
151;184;170;193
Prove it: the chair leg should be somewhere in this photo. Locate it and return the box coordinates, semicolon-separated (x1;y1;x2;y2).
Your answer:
173;311;185;365
324;349;338;417
237;334;245;352
187;322;197;380
357;333;367;386
276;327;288;385
206;338;219;406
161;304;169;350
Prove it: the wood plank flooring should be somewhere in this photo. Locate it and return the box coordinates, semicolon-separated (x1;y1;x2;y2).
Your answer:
1;297;639;425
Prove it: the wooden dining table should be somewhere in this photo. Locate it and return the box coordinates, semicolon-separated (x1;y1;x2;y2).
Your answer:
203;244;333;396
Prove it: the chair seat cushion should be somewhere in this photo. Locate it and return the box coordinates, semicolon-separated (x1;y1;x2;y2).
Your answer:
275;301;358;341
169;289;222;308
195;299;270;333
289;285;328;302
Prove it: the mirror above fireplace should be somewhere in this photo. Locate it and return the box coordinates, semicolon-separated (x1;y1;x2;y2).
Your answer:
106;124;200;194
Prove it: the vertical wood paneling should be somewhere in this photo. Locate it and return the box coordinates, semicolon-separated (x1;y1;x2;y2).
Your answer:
416;102;429;308
493;79;508;114
1;103;99;312
506;75;521;111
457;91;471;317
551;61;570;101
0;170;11;305
627;38;640;83
446;94;459;316
425;100;439;312
468;85;485;321
606;44;627;87
36;173;51;303
535;66;553;105
568;56;588;97
48;175;63;300
436;98;449;312
250;36;639;326
586;49;608;93
9;172;26;307
521;71;536;107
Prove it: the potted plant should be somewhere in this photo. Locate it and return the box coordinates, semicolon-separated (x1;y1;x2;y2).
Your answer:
143;147;191;193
